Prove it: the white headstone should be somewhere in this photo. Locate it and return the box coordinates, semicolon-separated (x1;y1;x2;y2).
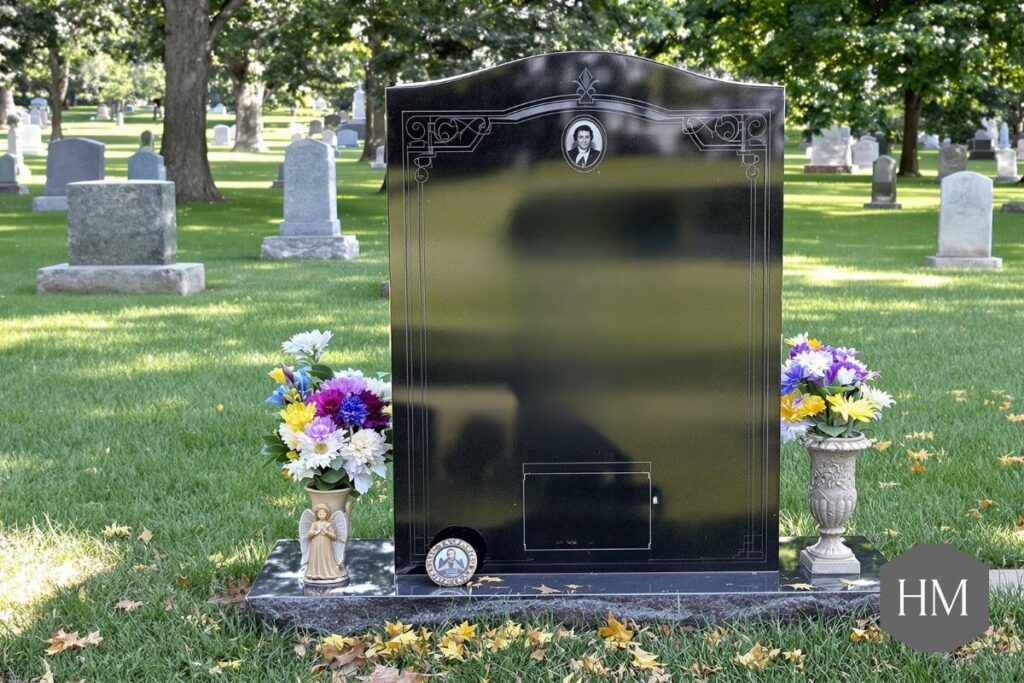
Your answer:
370;145;386;170
352;82;366;123
925;134;940;150
212;125;230;146
999;122;1010;149
314;97;327;110
30;97;47;110
116;112;124;127
809;126;851;167
338;129;359;148
30;109;42;126
96;104;110;121
851;137;879;168
983;118;998;144
926;171;1000;268
995;148;1018;183
937;144;968;180
322;129;337;147
19;124;44;155
210;103;227;115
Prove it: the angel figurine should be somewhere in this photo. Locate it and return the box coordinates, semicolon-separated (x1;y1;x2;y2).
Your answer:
299;503;349;584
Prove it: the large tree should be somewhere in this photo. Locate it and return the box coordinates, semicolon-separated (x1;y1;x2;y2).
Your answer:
162;0;247;202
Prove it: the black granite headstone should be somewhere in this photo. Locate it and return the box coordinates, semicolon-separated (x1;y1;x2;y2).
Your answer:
386;52;783;579
863;155;901;209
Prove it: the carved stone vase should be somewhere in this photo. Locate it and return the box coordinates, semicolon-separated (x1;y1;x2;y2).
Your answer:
301;486;352;581
799;431;870;576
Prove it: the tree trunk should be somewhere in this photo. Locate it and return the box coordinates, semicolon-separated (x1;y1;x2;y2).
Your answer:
227;58;267;152
897;86;923;177
163;0;222;202
48;48;69;141
360;39;383;162
0;86;13;128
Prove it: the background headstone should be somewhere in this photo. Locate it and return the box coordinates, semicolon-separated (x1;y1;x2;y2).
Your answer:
125;104;135;114
338;129;359;148
37;180;205;295
19;124;43;155
926;171;1001;269
271;162;284;189
805;125;851;172
139;130;154;149
96;104;110;121
228;124;236;142
863;155;900;209
999;122;1010;149
370;145;386;170
937;144;967;180
994;149;1019;183
30;109;42;126
6;127;28;176
969;129;995;160
212;125;230;146
352;82;366;123
127;149;166;180
324;114;341;128
261;138;358;260
210;103;227;115
32;138;105;212
321;129;337;148
925;133;940;149
308;119;324;136
851;136;879;169
30;97;47;110
0;153;28;194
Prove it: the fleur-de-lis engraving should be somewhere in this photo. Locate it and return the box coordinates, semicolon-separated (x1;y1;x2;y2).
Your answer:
574;67;599;104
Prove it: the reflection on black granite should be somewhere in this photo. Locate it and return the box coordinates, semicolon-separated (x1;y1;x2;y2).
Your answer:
248;537;883;601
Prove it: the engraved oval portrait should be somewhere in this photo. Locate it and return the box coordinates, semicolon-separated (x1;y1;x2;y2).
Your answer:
425;538;478;587
562;116;606;173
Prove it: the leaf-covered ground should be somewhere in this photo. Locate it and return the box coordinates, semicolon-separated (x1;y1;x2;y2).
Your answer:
0;109;1022;681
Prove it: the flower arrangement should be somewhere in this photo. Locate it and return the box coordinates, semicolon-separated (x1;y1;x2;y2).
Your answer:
780;333;894;443
261;330;392;494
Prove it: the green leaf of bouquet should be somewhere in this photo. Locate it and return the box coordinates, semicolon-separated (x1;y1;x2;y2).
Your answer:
319;469;345;484
815;423;848;437
261;434;283;447
309;364;334;381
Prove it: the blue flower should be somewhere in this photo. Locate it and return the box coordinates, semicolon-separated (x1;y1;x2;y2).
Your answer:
292;368;315;400
265;385;287;405
781;362;810;395
338;394;369;427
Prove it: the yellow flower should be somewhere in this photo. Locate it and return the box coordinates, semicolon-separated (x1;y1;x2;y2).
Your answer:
286;450;299;461
280;402;316;431
827;394;877;423
807;338;823;350
796;394;825;419
268;366;289;384
780;393;802;422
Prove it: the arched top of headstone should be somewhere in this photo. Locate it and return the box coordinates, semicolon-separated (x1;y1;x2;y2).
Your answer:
50;137;104;152
287;136;332;153
941;170;992;191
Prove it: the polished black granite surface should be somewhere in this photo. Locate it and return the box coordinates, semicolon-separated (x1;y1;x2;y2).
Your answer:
386;52;784;575
247;537;883;634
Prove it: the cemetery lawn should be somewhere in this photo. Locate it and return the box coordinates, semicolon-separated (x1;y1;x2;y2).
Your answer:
0;110;1021;680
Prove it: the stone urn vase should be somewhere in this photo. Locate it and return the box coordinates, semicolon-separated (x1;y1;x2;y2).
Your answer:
299;486;352;584
799;431;871;576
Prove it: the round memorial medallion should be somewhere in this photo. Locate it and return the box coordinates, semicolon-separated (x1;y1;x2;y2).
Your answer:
425;538;478;587
562;115;606;173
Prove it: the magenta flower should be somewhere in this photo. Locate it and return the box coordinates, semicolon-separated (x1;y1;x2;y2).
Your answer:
321;376;368;395
311;388;345;418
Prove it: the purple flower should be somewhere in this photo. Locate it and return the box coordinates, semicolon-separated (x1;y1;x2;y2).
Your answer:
321;376;368;395
788;342;810;359
305;416;337;440
338;395;369;427
825;360;868;386
781;363;810;395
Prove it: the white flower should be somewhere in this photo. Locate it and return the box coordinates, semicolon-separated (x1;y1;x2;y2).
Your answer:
278;423;302;450
785;332;809;347
834;366;859;386
340;429;390;493
364;377;392;402
297;430;344;469
283;457;315;481
282;330;333;359
860;385;895;416
335;367;365;379
781;418;812;444
793;350;832;378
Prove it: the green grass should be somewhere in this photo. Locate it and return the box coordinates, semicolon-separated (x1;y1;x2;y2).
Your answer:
0;109;1022;681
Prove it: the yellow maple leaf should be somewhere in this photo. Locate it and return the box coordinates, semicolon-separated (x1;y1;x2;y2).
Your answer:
704;626;727;647
850;625;885;643
137;528;153;544
877;481;900;489
101;524;131;538
904;431;934;441
208;660;241;675
783;649;806;671
597;612;633;645
998;454;1024;466
630;646;660;670
873;440;893;452
978;499;994;509
999;401;1012;411
964;509;982;518
385;620;411;638
1005;414;1024;422
527;627;553;646
907;448;932;461
734;643;780;670
319;635;356;660
437;636;465;661
531;648;546;661
115;599;143;612
445;621;478;642
580;653;607;674
531;584;560;594
885;528;900;537
910;461;927;474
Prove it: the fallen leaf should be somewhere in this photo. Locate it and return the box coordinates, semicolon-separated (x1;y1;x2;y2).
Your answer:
211;575;251;608
877;481;900;489
294;644;306;658
77;587;87;603
850;624;885;643
783;649;806;672
998;454;1024;466
44;630;102;655
359;664;429;682
475;576;503;583
216;404;225;413
530;584;560;595
782;582;815;591
841;578;878;587
999;401;1012;410
872;441;893;452
445;621;478;642
1005;414;1024;422
884;528;900;537
565;583;583;591
597;612;633;646
137;528;154;544
734;643;780;670
39;660;55;683
631;647;660;671
904;431;934;441
531;648;546;661
527;627;553;646
910;461;927;474
907;448;932;461
704;626;727;647
101;524;131;538
176;574;189;588
978;499;994;509
115;599;143;612
939;525;955;532
965;509;982;518
208;659;241;675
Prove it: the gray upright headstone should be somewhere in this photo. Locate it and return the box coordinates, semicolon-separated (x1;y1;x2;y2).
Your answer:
969;129;995;160
994;148;1018;183
32;138;105;212
308;119;324;136
261;138;358;260
127;149;166;180
96;104;111;121
321;129;337;148
804;125;851;173
370;145;386;170
212;125;230;146
271;162;284;189
851;136;879;169
324;114;341;129
863;155;900;209
926;171;1001;269
338;129;359;148
140;130;154;149
19;124;43;155
938;144;968;180
30;109;42;126
37;181;205;295
0;154;28;194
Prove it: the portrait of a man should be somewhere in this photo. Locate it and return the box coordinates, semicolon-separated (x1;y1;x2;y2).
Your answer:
435;548;468;578
563;117;606;172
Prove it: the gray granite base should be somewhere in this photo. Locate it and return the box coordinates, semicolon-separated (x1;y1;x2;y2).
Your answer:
261;235;359;260
0;184;28;195
863;202;902;210
32;196;68;212
925;255;1003;269
995;176;1020;184
803;165;852;174
800;549;860;576
279;219;340;236
370;162;386;170
1002;202;1024;213
247;537;885;635
271;180;284;189
37;263;205;295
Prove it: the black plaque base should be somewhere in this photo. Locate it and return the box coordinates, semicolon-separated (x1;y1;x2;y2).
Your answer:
863;202;902;210
1002;202;1024;213
246;537;884;635
969;151;996;160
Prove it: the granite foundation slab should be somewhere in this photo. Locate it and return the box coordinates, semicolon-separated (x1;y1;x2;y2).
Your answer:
925;256;1002;269
247;537;885;635
994;176;1020;185
803;165;852;174
32;196;68;212
261;235;359;260
37;263;205;294
1002;202;1024;213
863;202;901;210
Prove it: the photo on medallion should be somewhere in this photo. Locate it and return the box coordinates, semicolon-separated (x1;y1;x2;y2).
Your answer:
563;116;606;171
434;546;469;578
